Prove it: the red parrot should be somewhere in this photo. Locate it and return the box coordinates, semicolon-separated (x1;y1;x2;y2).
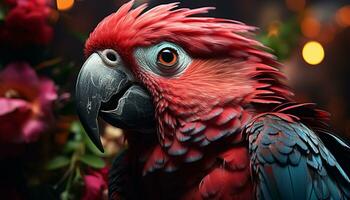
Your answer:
75;1;350;199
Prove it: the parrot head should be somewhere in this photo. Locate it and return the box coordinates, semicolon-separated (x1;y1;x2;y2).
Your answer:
76;1;290;158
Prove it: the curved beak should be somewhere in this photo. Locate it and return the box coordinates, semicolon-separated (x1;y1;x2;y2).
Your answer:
75;53;155;152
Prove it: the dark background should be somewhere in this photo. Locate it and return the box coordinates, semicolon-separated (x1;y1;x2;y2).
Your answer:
1;1;350;199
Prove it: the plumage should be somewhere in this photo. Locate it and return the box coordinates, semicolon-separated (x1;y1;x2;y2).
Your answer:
80;1;350;199
247;113;350;200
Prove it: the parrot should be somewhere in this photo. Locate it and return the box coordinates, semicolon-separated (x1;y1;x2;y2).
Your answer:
75;1;350;199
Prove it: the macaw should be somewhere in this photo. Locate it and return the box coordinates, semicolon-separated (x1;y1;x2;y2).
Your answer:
75;1;350;199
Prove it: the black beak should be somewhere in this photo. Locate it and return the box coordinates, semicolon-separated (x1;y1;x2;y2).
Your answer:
75;52;155;152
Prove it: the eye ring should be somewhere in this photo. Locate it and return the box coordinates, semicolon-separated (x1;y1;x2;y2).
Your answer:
157;48;178;68
134;42;192;77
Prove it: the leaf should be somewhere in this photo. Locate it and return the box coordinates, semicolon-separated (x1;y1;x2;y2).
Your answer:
63;141;81;153
70;121;83;135
0;8;5;21
84;133;106;157
70;121;106;156
46;156;70;170
79;154;105;169
70;121;83;141
60;191;70;200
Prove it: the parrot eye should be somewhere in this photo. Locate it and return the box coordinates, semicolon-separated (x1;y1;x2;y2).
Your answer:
157;48;178;67
134;42;192;77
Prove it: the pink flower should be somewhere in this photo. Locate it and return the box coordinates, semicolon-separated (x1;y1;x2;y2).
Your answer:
0;62;57;156
0;0;53;47
82;168;109;200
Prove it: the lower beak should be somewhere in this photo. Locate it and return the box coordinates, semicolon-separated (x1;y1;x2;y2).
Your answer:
75;53;155;152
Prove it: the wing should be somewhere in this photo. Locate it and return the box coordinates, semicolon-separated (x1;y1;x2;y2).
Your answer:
246;114;350;200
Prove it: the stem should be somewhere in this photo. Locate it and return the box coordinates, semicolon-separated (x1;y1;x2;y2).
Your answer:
61;143;85;200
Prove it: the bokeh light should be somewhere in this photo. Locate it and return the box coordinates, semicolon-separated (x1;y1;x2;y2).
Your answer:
57;0;74;11
301;16;321;38
267;21;280;37
302;41;325;65
336;5;350;27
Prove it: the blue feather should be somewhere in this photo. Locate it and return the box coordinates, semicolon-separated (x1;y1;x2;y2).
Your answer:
247;114;350;199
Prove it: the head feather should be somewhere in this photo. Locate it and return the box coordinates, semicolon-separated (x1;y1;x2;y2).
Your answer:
85;1;292;111
85;1;269;60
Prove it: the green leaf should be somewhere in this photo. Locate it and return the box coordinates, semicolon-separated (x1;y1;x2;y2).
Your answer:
0;7;5;21
63;141;81;153
46;156;70;170
70;121;83;141
84;133;106;157
70;121;83;134
70;121;106;156
79;154;105;169
60;191;69;200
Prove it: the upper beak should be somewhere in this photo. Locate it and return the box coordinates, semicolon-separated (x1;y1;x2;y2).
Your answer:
75;52;155;152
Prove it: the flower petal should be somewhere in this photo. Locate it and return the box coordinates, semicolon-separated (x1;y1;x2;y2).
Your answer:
22;119;46;143
0;98;29;116
82;173;108;200
0;62;40;93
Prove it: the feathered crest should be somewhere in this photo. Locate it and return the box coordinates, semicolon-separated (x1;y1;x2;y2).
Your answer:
85;1;273;60
85;0;293;108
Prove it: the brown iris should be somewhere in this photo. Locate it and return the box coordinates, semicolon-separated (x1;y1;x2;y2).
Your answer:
157;48;178;67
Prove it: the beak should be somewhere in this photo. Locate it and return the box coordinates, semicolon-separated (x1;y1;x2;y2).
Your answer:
75;53;155;152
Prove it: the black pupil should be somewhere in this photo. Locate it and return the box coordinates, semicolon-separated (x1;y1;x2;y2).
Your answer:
106;52;117;62
161;49;175;63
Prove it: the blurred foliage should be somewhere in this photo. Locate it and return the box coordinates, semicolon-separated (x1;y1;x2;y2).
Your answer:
45;122;106;200
257;18;301;61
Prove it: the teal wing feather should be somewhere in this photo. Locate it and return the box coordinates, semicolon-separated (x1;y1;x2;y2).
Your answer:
246;114;350;200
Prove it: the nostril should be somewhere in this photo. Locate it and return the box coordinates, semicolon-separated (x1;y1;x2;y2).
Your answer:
106;51;117;62
100;49;119;66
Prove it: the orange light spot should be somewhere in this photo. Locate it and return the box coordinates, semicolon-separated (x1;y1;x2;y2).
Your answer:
268;22;280;37
301;16;321;38
57;0;74;11
336;5;350;27
285;0;305;12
